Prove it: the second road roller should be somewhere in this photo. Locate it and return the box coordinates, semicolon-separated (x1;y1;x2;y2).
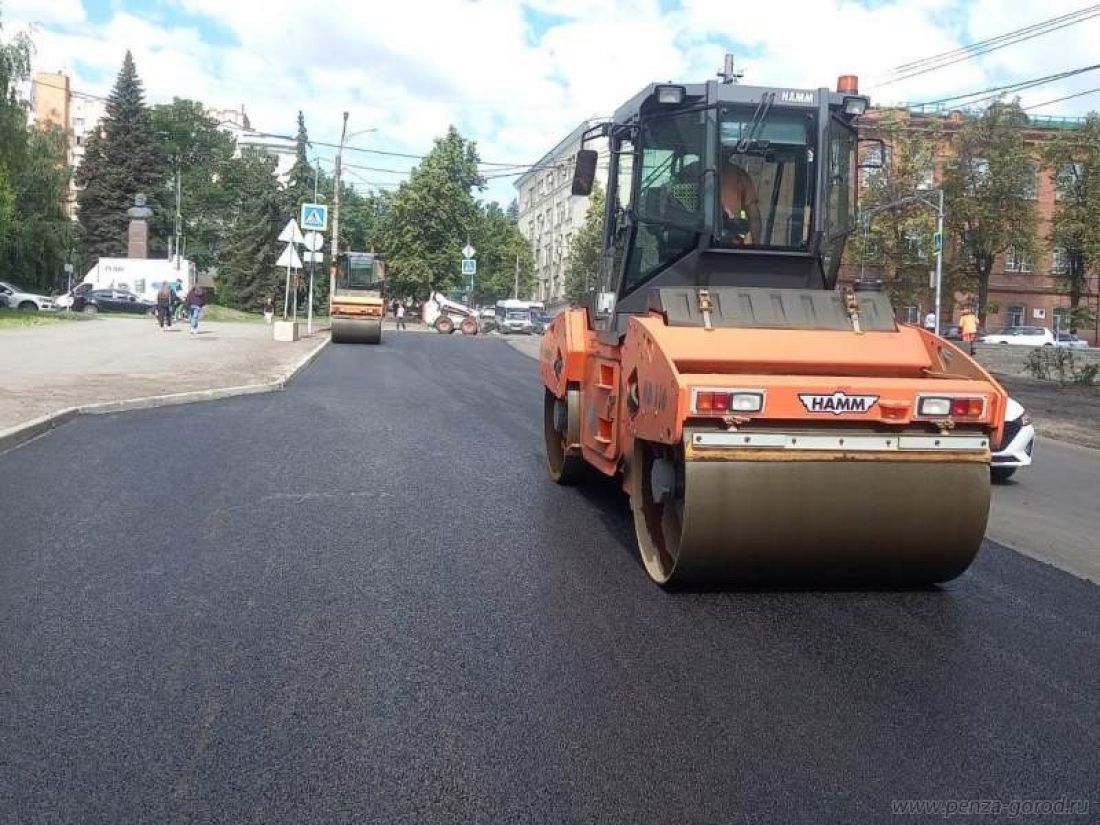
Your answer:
540;66;1007;587
331;251;385;344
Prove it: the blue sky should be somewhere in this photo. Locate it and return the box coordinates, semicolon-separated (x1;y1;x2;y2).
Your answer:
13;0;1100;203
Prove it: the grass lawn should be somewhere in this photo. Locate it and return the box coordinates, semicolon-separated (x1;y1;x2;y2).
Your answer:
0;308;83;329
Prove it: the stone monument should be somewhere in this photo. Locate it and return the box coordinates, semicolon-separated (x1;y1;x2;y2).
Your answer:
126;193;153;259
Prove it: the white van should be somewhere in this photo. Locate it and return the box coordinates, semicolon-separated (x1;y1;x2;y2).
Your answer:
59;258;196;307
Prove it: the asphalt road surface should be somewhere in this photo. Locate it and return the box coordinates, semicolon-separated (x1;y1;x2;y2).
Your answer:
2;334;1098;824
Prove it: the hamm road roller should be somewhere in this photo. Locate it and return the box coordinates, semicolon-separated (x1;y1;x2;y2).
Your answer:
331;251;385;344
540;71;1007;587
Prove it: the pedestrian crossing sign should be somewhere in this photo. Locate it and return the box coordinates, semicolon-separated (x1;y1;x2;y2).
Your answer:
300;203;329;232
461;258;476;276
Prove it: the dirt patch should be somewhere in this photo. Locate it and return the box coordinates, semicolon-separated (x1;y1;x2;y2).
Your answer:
995;373;1100;449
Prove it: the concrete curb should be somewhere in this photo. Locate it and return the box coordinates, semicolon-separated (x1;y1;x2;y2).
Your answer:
0;335;330;455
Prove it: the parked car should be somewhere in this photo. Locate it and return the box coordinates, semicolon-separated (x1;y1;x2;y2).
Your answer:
981;326;1055;346
1054;331;1089;349
532;312;553;334
991;397;1035;483
71;288;155;315
54;282;93;310
0;280;55;311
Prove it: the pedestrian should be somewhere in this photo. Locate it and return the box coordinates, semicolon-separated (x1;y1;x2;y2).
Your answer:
186;283;205;334
155;282;172;329
960;306;979;355
396;301;407;330
263;297;274;324
924;310;936;332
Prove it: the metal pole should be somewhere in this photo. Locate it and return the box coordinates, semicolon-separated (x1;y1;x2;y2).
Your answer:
330;112;349;309
934;189;944;336
514;253;519;299
174;165;182;270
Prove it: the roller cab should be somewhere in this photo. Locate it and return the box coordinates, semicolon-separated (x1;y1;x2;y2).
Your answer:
331;251;384;344
540;65;1007;587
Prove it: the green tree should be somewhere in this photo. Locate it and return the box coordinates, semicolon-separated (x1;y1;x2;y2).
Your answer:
1045;113;1100;332
149;98;236;271
284;110;313;219
76;50;163;262
377;126;484;299
942;100;1038;324
470;200;534;304
847;111;942;312
217;150;282;309
0;17;74;292
563;183;604;306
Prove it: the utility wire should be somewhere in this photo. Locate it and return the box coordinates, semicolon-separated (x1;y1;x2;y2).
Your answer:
912;63;1100;108
889;3;1100;73
1023;86;1100;111
877;5;1100;87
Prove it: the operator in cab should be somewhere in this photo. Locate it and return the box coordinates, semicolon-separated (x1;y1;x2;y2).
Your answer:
720;151;762;245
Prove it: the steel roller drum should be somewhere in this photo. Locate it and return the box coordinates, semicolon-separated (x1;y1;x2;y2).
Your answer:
331;318;382;344
632;435;991;587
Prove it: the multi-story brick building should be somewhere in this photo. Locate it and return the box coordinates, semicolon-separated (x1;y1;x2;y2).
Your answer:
846;107;1100;345
30;71;106;215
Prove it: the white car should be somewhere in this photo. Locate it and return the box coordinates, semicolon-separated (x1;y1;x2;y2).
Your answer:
1055;331;1089;349
981;325;1055;346
991;397;1034;482
0;280;55;311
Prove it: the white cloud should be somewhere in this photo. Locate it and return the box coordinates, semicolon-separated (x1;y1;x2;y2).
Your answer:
10;0;1100;203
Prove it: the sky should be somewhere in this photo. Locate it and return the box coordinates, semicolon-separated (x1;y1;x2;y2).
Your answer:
10;0;1100;204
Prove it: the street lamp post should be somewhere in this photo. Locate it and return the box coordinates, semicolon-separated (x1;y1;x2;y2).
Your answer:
329;117;377;311
859;189;946;335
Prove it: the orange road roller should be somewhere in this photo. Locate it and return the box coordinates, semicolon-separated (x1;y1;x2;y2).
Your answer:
331;251;385;344
540;69;1007;587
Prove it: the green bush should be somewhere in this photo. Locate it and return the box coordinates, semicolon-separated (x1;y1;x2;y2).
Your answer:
1025;347;1097;386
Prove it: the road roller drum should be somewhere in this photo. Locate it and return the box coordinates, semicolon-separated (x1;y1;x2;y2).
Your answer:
331;317;382;344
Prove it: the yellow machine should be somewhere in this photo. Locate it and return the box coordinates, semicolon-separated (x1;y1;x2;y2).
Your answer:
331;251;384;344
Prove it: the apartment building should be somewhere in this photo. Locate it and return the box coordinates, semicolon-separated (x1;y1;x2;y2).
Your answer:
515;119;609;308
30;71;107;214
845;107;1100;344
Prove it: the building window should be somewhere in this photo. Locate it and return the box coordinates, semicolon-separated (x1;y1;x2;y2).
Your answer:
966;157;989;194
915;156;935;191
1007;305;1025;327
1053;306;1070;332
902;306;919;324
1056;162;1083;201
1019;161;1038;200
1004;246;1031;273
1051;247;1070;275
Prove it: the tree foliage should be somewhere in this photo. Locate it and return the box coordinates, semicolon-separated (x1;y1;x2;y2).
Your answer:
76;51;163;262
942;100;1038;323
149;98;236;271
847;112;942;312
377;126;484;299
1045;114;1100;332
0;17;74;292
469;200;534;304
216;150;282;309
284;110;313;219
563;183;604;306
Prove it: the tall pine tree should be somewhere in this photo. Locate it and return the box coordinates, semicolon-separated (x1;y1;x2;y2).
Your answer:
76;51;163;261
218;150;282;309
284;111;313;219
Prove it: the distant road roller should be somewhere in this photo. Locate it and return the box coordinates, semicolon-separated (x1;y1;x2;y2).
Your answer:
540;68;1007;587
331;251;384;344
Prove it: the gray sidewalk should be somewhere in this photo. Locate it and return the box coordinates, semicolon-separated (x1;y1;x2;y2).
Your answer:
0;317;327;433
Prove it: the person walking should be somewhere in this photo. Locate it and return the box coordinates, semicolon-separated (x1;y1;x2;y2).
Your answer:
396;301;407;330
155;282;173;329
923;310;936;332
263;297;274;324
185;284;205;334
960;306;979;355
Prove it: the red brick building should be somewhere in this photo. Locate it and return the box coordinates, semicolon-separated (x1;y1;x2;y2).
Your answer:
843;108;1100;345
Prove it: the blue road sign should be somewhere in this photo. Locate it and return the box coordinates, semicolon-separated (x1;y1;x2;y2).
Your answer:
461;258;477;276
300;203;329;232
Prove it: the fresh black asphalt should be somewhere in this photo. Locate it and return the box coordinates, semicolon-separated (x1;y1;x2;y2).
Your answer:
2;333;1098;824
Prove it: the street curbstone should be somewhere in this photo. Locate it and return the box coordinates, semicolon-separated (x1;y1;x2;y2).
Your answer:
0;335;330;455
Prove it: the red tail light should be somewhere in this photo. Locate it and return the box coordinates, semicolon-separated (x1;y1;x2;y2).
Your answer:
950;398;985;418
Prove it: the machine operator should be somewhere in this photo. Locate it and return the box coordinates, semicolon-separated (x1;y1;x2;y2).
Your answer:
721;153;763;245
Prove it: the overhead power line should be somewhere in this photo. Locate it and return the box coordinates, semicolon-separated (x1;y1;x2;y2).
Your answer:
878;4;1100;87
1023;86;1100;111
913;62;1100;108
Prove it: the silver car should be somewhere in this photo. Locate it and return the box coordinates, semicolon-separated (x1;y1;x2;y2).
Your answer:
0;280;55;311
